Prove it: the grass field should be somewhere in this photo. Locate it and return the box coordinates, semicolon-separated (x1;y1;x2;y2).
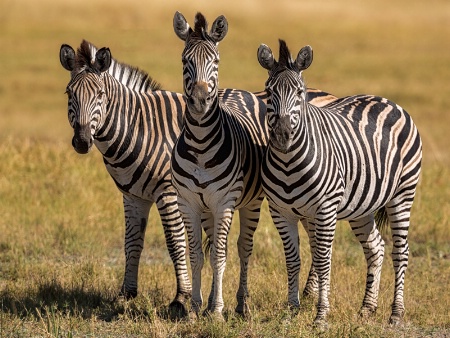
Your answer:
1;0;449;336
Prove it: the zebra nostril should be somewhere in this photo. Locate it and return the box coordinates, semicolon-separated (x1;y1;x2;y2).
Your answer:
188;97;195;105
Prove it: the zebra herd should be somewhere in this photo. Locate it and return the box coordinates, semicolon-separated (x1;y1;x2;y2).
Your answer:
59;11;422;328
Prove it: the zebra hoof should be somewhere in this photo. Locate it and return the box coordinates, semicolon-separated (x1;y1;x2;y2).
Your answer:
287;303;301;317
203;309;225;322
119;285;137;300
358;305;377;319
235;303;251;319
168;298;189;319
389;306;405;326
313;317;329;332
389;314;403;326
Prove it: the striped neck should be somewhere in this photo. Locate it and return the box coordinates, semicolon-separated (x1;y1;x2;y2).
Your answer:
183;98;225;156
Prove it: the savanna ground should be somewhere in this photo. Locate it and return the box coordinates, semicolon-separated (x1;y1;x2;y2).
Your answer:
0;0;449;336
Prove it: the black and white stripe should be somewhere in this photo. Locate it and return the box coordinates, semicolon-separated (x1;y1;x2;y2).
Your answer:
59;40;192;315
257;40;422;327
172;12;268;318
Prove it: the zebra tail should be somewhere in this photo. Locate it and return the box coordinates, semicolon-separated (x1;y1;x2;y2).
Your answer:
202;236;212;261
375;207;389;236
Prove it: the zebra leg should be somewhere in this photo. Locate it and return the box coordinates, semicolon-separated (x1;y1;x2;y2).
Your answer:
312;208;337;328
300;219;319;298
201;212;216;312
270;206;301;311
155;193;192;318
207;206;235;319
386;199;413;326
178;200;204;316
235;199;262;317
349;216;385;318
120;194;151;299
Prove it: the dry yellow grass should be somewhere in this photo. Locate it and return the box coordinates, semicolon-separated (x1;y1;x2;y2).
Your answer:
0;0;449;336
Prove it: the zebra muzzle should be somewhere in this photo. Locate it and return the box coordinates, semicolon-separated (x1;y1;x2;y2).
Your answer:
72;123;93;154
187;82;212;115
271;118;293;153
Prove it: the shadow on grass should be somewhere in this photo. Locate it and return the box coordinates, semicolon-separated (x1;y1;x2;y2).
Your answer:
0;278;182;323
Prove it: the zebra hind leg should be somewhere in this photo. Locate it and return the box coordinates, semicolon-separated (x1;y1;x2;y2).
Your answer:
201;212;215;312
386;198;414;326
349;216;385;319
235;200;261;318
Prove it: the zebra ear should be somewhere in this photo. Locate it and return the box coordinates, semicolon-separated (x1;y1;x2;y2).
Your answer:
173;11;192;41
296;45;313;72
94;47;111;73
60;44;75;71
257;44;275;71
210;15;228;43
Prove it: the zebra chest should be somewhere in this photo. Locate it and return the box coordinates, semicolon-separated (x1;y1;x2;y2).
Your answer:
174;158;245;209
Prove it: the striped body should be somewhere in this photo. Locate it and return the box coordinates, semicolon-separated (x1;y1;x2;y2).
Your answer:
258;41;422;326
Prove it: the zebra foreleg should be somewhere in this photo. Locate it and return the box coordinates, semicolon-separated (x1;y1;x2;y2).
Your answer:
178;200;204;317
206;205;235;320
312;208;337;329
349;216;385;319
300;219;319;299
235;200;261;317
120;194;151;299
270;206;301;312
156;193;192;318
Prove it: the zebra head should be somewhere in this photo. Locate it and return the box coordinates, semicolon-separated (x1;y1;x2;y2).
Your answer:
173;11;228;117
257;40;313;153
59;41;111;154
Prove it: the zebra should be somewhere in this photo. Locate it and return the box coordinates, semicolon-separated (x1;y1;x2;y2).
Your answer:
170;11;271;319
59;40;193;316
257;40;422;327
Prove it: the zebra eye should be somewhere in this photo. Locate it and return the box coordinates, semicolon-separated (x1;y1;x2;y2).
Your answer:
213;59;219;65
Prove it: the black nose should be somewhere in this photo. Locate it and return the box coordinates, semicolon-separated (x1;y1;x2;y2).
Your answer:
72;122;92;154
72;136;91;154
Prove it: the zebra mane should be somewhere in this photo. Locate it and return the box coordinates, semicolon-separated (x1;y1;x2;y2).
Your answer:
75;40;162;92
278;39;295;70
193;12;210;40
